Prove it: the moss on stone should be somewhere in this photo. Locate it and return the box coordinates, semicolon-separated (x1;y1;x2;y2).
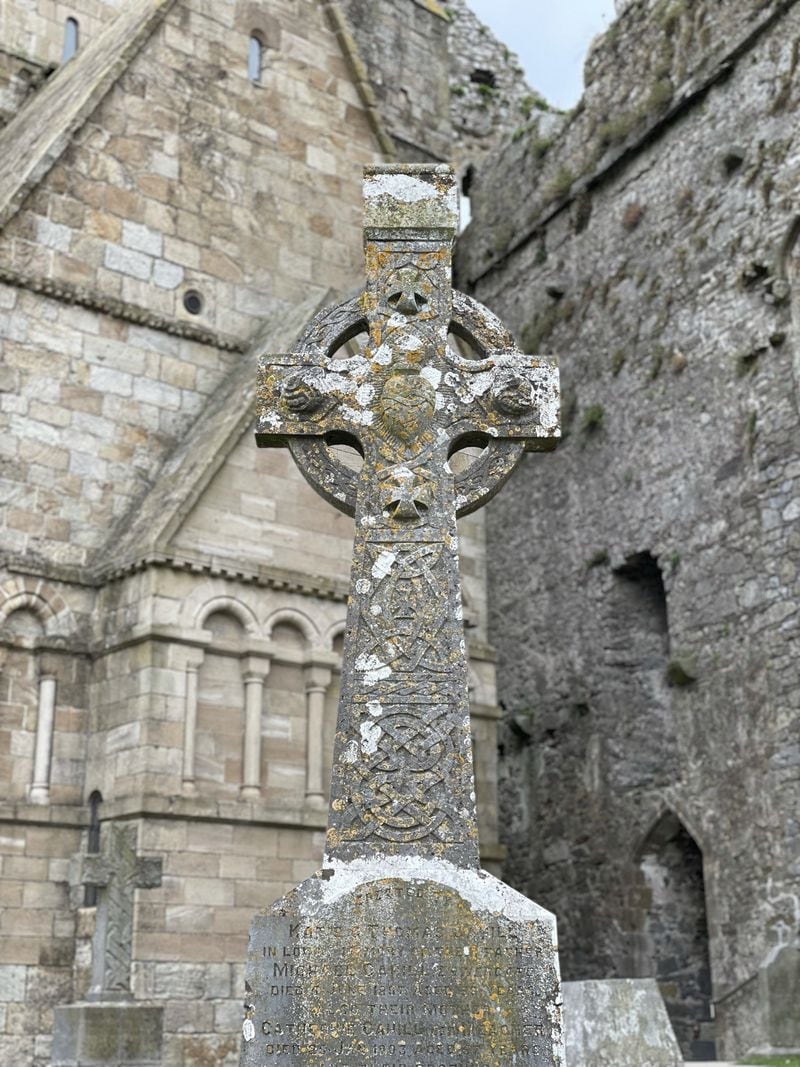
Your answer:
646;76;675;113
666;655;697;686
581;403;605;433
544;165;574;204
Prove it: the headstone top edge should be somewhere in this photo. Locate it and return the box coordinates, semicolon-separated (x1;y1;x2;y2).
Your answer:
365;163;455;178
268;857;559;931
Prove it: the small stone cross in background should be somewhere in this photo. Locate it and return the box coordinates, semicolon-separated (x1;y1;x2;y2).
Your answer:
74;822;162;1001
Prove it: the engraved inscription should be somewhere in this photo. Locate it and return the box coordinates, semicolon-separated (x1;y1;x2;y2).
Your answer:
241;880;559;1067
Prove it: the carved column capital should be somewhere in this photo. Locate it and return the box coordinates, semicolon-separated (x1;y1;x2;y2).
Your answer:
241;654;272;683
304;663;333;693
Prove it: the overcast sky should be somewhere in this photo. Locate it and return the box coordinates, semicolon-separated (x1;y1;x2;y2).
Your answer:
466;0;618;110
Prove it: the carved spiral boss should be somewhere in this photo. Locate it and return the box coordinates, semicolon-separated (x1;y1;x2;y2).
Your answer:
255;164;560;868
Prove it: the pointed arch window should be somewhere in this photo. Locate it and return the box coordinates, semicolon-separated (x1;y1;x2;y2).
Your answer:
248;34;264;84
62;17;79;63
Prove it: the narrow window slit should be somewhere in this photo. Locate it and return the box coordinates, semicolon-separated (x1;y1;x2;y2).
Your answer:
62;17;79;63
248;34;263;84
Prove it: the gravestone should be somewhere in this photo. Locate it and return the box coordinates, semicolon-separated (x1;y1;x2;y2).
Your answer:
53;822;164;1066
239;164;562;1066
563;979;683;1067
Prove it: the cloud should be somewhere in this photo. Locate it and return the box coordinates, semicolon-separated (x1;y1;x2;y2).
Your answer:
465;0;617;109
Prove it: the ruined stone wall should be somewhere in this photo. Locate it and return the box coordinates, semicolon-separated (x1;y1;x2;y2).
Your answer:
340;0;540;169
458;0;800;1058
445;0;555;172
340;0;453;161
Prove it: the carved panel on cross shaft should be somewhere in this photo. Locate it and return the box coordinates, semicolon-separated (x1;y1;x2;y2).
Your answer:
357;542;451;676
345;704;459;844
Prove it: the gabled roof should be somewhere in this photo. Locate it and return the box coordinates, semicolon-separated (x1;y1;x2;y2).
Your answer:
0;0;395;237
319;0;396;159
106;291;333;570
0;0;177;232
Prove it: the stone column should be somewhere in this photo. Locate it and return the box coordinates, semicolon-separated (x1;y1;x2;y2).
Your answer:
240;656;270;800
29;674;56;804
304;664;332;809
181;649;205;796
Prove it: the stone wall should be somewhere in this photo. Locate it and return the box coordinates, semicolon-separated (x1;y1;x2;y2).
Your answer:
458;0;800;1059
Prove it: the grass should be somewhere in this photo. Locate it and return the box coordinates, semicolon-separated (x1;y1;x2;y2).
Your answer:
743;1058;800;1067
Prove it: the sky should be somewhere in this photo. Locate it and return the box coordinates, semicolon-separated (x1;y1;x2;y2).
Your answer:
466;0;618;110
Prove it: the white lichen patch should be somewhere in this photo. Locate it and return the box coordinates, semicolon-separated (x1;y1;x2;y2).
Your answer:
360;720;382;755
355;578;372;595
341;404;373;427
315;855;560;932
354;653;392;685
420;365;442;388
356;383;375;407
367;701;383;717
342;740;359;764
365;172;439;204
371;550;396;579
242;1019;255;1042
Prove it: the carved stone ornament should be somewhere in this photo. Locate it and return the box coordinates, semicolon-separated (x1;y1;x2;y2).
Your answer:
74;822;163;1000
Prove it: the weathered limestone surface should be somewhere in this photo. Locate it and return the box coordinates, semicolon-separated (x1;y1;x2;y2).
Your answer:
52;1003;164;1067
563;979;683;1067
243;862;560;1066
239;165;562;1065
457;0;800;1060
340;0;538;167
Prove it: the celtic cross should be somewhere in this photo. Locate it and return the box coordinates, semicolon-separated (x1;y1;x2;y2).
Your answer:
257;164;559;869
74;822;163;1000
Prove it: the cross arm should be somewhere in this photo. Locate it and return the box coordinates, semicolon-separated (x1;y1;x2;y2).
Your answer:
255;352;374;449
441;350;560;452
76;854;113;888
133;856;163;890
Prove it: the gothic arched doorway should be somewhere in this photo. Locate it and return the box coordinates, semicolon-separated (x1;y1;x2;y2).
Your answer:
636;811;716;1061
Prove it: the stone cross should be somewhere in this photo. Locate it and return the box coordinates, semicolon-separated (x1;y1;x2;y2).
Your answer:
241;165;563;1067
75;822;163;1001
256;163;559;870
